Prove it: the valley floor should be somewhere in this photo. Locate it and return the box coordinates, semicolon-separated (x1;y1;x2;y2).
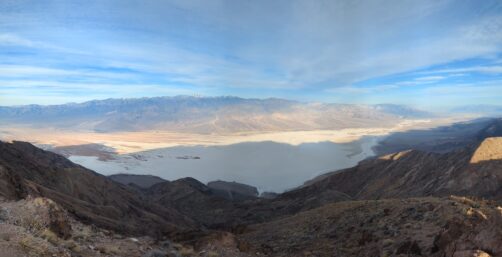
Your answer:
0;118;454;154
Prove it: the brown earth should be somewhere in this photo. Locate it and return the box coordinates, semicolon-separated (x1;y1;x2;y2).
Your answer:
239;196;502;257
0;140;195;237
2;135;502;256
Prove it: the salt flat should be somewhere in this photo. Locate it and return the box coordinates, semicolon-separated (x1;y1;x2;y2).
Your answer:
69;138;380;192
0;118;455;154
0;116;473;192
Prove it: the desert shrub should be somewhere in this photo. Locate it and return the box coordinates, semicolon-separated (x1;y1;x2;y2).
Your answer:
40;229;59;245
207;250;219;257
0;233;10;241
180;246;195;257
19;237;50;256
96;244;121;255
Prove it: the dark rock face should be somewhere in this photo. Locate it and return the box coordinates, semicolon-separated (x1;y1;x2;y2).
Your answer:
207;180;259;201
259;192;279;199
374;118;502;155
144;177;352;230
476;119;502;140
108;173;167;188
145;179;243;229
0;141;194;236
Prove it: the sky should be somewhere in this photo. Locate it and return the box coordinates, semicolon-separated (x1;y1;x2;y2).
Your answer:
0;0;502;109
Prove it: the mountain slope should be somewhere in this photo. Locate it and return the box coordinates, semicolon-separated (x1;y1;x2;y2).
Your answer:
3;136;502;257
374;118;502;155
144;178;255;229
207;180;259;201
108;173;167;188
0;141;194;236
291;137;502;202
0;96;427;133
239;196;502;257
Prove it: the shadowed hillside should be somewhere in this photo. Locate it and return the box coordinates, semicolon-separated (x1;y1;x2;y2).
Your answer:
289;137;502;202
0;141;194;236
3;135;502;256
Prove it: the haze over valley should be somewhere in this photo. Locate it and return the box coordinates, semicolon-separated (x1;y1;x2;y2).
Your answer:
2;0;502;256
0;95;466;192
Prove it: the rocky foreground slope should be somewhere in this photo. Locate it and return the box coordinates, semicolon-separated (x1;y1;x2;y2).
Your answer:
0;197;252;257
2;135;502;256
240;196;502;257
0;141;194;236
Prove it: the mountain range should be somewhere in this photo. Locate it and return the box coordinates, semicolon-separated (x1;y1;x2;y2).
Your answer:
2;118;502;256
0;96;430;133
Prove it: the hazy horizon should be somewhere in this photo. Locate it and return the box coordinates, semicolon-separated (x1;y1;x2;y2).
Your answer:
2;95;502;115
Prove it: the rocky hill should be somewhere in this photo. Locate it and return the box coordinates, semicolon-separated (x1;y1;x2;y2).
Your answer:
239;196;502;257
108;173;167;188
3;135;502;256
287;137;502;203
144;178;255;229
207;180;259;201
374;118;502;155
0;197;251;257
0;141;194;236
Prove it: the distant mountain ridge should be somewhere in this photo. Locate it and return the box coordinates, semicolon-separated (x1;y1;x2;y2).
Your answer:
0;96;430;133
451;104;502;115
374;118;502;155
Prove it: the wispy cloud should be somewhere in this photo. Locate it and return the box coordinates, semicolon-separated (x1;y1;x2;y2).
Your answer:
0;34;36;47
0;0;502;106
425;65;502;75
414;76;445;81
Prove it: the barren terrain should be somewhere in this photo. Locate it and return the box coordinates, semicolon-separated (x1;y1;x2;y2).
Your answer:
0;118;459;154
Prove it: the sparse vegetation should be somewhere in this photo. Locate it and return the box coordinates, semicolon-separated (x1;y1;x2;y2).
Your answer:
179;246;195;257
3;119;502;257
40;229;59;245
207;250;219;257
96;244;120;255
0;233;10;241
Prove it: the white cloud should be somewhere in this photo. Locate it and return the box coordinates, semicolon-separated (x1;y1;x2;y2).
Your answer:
414;76;445;81
429;66;502;75
0;34;36;47
1;0;502;106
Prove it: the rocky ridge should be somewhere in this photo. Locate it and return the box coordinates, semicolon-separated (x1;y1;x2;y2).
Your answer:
2;134;502;256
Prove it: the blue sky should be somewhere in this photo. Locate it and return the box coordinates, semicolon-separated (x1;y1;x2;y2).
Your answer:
1;0;502;109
